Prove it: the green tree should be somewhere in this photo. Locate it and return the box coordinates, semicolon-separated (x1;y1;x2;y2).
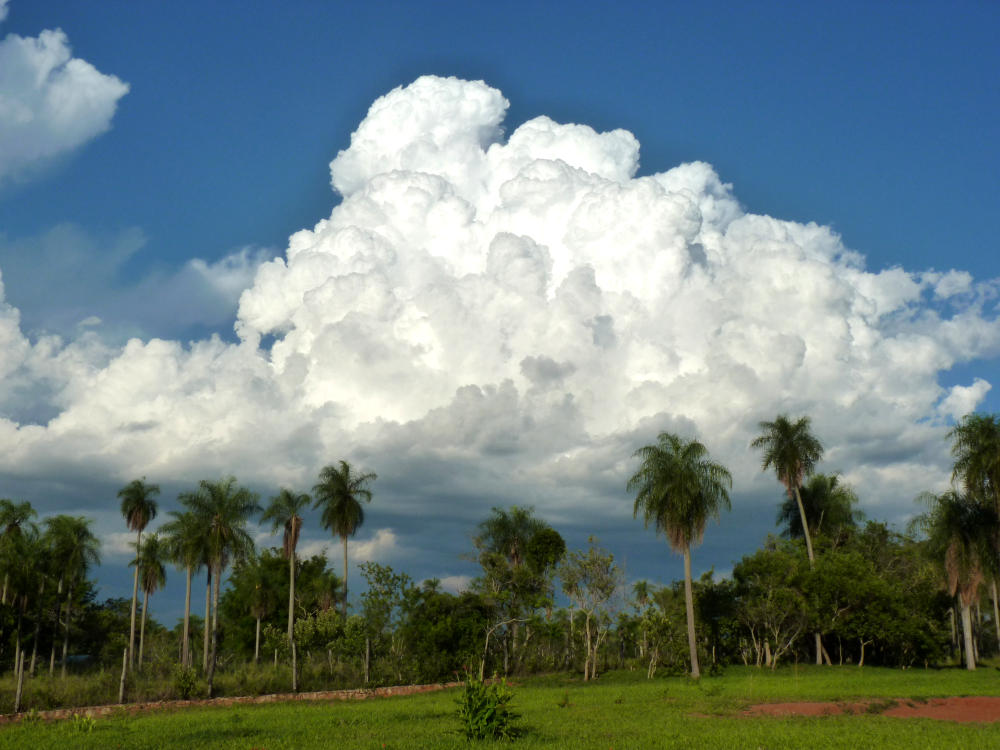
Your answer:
777;473;862;544
118;478;160;670
180;477;260;694
261;488;310;641
43;515;100;677
313;461;376;616
628;432;732;679
560;537;621;681
132;532;167;668
161;509;205;667
751;414;824;663
917;490;998;670
0;498;36;606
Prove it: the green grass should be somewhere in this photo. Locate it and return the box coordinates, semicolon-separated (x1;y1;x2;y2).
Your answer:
3;666;1000;749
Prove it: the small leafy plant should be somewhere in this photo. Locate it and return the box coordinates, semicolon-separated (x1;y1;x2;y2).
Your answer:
172;665;199;699
69;711;97;733
455;672;519;741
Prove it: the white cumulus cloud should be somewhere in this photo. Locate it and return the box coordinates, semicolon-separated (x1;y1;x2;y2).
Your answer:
0;4;128;183
1;76;998;583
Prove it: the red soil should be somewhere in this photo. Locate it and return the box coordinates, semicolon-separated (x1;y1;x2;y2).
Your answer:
745;696;1000;723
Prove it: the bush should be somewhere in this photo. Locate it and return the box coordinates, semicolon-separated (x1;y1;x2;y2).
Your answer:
172;665;199;699
455;672;519;741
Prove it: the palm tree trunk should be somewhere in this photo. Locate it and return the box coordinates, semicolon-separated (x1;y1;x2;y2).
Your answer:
128;529;142;670
182;566;192;667
342;535;349;617
203;569;211;672
992;581;1000;654
49;575;63;676
207;562;221;696
961;601;976;670
682;547;700;679
61;584;73;679
29;580;44;676
139;588;149;668
791;484;823;665
288;551;295;641
254;616;261;664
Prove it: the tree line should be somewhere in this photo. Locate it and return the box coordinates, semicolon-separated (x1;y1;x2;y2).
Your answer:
0;412;997;702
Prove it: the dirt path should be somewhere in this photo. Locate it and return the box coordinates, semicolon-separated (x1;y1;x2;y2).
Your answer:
0;680;463;725
745;696;1000;723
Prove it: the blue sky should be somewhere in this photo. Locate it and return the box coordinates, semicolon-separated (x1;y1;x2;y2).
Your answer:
0;0;998;622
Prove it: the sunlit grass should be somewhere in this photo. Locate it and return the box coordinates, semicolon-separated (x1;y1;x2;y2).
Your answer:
3;665;1000;749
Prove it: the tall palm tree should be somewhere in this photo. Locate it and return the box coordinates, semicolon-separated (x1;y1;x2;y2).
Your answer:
0;499;36;605
777;473;861;542
261;488;310;641
918;490;998;670
180;477;260;695
132;533;167;668
949;413;1000;507
752;414;826;664
949;413;1000;644
43;515;100;678
628;432;732;679
118;478;160;669
161;510;205;667
313;461;376;616
7;521;41;672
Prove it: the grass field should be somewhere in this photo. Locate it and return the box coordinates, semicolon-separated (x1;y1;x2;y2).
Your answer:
2;665;1000;749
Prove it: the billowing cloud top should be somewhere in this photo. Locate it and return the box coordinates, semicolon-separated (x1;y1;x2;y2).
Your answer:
0;3;128;182
2;76;998;550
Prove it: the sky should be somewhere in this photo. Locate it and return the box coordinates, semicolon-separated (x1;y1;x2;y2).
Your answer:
0;0;998;625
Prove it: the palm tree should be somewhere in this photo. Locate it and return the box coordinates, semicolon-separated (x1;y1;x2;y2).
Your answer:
261;488;310;641
7;521;41;672
752;414;826;664
313;461;376;616
949;413;1000;507
0;499;36;605
918;490;998;670
949;412;1000;645
43;515;100;678
161;510;205;667
118;478;160;669
627;432;732;679
777;473;862;542
132;533;167;668
180;477;260;695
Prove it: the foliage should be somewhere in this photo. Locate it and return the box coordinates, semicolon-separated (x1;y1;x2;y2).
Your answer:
455;672;519;741
172;665;199;699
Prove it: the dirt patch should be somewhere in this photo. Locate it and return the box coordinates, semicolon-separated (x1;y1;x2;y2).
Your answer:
745;696;1000;723
0;680;462;725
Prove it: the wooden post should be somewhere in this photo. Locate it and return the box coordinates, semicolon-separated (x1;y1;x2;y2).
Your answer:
13;651;25;713
118;648;128;704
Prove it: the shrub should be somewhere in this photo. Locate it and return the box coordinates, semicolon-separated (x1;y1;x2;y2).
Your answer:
172;665;199;699
455;672;519;741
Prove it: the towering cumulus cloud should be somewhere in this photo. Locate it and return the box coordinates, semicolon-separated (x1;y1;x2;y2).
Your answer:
1;77;998;541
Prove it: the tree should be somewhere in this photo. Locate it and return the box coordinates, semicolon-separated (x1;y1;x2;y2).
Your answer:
313;461;376;616
949;413;1000;507
261;488;310;641
43;515;100;677
917;490;998;670
752;414;825;664
180;477;260;695
777;473;862;544
560;537;621;681
472;507;564;675
628;432;732;679
0;499;36;605
161;510;205;667
132;533;167;668
118;478;160;670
